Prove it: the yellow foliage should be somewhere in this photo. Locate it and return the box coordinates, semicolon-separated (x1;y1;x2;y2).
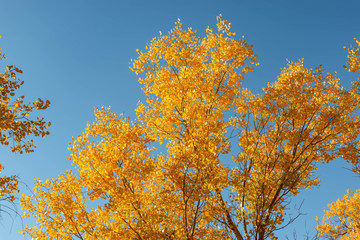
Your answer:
316;190;360;239
344;35;360;74
0;49;50;154
0;163;18;202
0;43;50;214
19;17;360;240
315;35;360;240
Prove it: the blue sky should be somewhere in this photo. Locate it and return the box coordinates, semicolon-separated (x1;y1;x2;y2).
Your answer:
0;0;359;239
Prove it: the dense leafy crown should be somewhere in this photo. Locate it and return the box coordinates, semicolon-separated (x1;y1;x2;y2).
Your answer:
20;17;360;240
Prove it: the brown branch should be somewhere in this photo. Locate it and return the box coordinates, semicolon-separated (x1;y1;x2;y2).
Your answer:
216;189;244;240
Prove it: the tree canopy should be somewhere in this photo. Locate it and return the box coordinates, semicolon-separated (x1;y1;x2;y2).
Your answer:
20;16;360;240
315;36;360;240
0;38;50;210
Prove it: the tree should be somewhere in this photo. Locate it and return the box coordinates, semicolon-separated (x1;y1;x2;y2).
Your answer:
20;16;360;240
316;189;360;239
315;36;360;240
0;38;50;209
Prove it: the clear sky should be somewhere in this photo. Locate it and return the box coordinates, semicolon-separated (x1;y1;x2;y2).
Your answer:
0;0;359;239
